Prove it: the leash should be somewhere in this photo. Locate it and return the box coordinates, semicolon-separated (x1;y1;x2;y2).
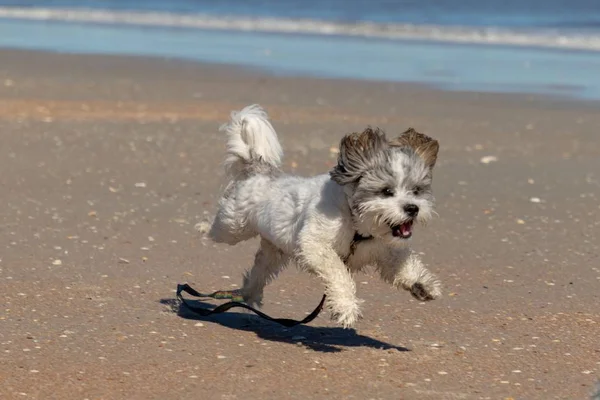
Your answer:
176;283;326;327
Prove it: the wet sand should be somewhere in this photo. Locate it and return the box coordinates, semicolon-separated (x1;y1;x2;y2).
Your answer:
1;48;599;400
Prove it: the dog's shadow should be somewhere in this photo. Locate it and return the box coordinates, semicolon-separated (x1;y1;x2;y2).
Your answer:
160;298;409;353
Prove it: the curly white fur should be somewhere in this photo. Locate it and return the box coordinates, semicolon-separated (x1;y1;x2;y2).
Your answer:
220;104;283;177
209;104;442;328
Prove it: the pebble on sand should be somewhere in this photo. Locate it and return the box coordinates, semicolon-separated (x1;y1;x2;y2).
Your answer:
480;155;498;164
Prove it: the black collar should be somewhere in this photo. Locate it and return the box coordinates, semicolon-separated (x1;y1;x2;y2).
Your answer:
345;232;373;263
353;232;373;243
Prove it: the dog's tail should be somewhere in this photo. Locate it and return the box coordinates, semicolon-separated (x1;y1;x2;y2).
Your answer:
220;104;283;176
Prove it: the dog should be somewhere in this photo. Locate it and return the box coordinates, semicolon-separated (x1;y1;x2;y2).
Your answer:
209;104;441;327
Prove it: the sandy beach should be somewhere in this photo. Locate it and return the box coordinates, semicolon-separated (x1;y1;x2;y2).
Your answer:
1;48;599;399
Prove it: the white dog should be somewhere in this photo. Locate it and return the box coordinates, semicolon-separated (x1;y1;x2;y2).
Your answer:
209;104;441;327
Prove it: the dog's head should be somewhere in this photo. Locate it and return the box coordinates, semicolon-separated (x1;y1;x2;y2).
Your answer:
330;127;439;245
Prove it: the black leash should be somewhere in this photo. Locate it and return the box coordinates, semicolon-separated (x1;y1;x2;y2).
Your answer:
176;283;326;327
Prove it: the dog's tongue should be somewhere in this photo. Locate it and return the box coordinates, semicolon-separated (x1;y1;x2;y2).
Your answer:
400;221;413;236
392;221;413;238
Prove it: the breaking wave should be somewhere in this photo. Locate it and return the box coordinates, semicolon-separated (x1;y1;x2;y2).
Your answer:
1;7;600;52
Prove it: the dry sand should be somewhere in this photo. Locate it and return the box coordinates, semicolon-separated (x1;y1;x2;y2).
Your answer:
1;49;599;400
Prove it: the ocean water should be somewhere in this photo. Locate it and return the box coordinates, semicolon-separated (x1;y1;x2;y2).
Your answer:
0;0;599;99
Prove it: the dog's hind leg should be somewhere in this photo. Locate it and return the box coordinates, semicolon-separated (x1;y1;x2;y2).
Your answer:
209;200;257;245
241;238;287;308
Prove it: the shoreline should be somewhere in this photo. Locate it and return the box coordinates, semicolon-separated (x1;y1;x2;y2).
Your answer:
2;47;599;111
2;16;600;101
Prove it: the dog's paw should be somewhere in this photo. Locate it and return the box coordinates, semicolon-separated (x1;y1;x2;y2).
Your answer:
242;293;264;309
410;279;442;301
246;300;263;309
331;310;361;328
329;301;362;328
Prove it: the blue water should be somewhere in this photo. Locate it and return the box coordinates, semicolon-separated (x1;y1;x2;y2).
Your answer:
1;0;599;99
2;0;600;28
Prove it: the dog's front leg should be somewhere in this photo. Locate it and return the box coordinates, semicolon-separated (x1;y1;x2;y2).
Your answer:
378;247;442;301
298;247;362;328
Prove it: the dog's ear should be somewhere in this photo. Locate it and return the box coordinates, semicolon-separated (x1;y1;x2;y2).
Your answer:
389;128;439;168
330;127;388;185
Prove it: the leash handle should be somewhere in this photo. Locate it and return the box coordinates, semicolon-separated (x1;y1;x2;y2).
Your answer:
176;283;326;327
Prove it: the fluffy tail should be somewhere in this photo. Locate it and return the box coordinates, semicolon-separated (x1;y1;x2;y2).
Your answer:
220;104;283;176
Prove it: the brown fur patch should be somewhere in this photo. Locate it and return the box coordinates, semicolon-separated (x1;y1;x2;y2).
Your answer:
330;128;389;185
389;128;439;168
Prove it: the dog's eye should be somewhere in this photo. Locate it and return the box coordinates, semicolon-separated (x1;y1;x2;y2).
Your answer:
381;188;395;197
413;186;423;195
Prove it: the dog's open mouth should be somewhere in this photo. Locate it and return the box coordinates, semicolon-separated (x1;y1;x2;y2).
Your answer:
391;221;413;239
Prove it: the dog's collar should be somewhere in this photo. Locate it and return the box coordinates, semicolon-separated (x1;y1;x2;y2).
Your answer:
345;231;373;263
353;232;373;242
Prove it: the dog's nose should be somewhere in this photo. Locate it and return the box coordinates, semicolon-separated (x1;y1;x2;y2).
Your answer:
403;204;419;217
